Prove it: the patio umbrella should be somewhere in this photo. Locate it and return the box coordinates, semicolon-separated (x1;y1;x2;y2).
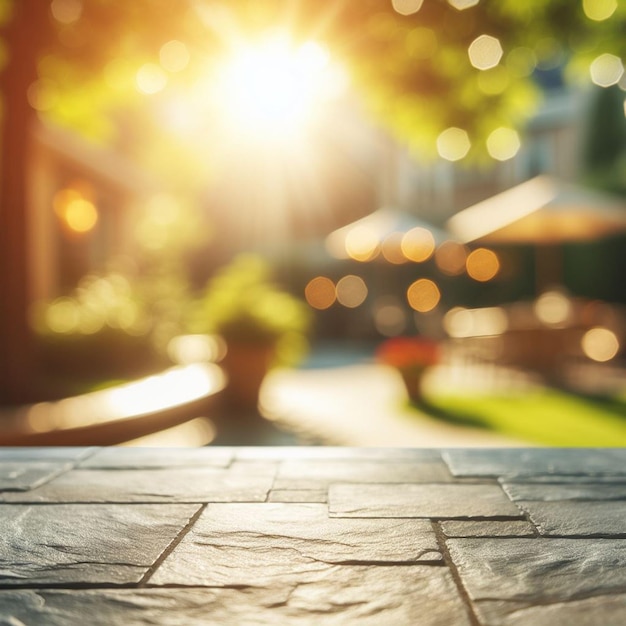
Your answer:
445;175;626;292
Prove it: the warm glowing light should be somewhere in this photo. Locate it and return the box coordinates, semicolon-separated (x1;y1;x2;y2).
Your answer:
437;127;471;161
51;0;82;24
581;327;619;362
167;334;227;365
45;298;80;333
305;276;336;310
381;233;408;264
401;227;435;262
407;279;441;313
583;0;617;21
160;40;190;73
336;275;368;308
468;35;503;71
487;127;521;161
590;53;624;87
392;0;424;16
444;306;508;338
435;240;468;275
534;291;573;327
374;298;407;336
448;0;479;9
136;63;168;94
214;34;343;139
345;226;380;261
466;248;500;281
27;79;60;112
53;187;98;233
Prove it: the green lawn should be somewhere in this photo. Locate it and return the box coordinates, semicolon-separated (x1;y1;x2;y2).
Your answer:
417;389;626;446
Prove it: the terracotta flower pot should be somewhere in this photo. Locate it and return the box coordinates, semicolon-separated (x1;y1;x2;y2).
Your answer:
220;341;275;410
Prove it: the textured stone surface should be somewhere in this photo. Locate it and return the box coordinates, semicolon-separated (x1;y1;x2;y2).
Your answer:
440;520;536;538
501;481;626;501
329;483;521;518
475;595;626;626
80;446;234;468
3;466;275;503
273;459;453;490
517;500;626;536
151;503;442;586
0;462;70;492
268;489;328;503
444;448;626;478
447;537;626;601
0;447;93;461
0;566;471;625
0;503;199;584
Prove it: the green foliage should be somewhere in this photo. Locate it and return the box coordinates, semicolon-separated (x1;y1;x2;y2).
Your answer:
187;255;311;365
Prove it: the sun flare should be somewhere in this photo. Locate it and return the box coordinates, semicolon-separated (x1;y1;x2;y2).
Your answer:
214;34;345;141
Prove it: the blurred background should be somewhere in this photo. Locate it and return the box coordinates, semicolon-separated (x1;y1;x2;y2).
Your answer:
0;0;625;447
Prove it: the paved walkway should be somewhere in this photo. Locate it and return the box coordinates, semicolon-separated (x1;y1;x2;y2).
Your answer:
1;446;625;624
260;362;531;447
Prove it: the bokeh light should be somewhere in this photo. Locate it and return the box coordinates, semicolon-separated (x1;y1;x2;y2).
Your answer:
466;248;500;281
53;187;98;233
589;53;624;87
448;0;479;10
305;276;336;310
374;297;408;336
468;35;503;71
486;127;521;161
345;225;380;261
444;306;508;338
381;232;408;264
437;127;471;161
392;0;424;16
407;279;441;313
336;275;368;308
50;0;82;25
583;0;617;21
435;240;468;276
401;227;436;262
534;291;573;327
582;327;620;362
159;40;190;73
136;62;168;94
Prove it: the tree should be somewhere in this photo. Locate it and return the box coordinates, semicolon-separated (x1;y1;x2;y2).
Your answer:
0;0;624;403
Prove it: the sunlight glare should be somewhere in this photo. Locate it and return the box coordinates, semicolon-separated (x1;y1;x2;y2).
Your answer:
215;34;343;139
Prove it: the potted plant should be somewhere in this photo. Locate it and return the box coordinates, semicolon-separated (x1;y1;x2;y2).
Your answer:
376;335;440;404
188;255;311;409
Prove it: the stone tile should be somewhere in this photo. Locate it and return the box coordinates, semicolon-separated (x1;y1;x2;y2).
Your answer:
502;481;626;501
0;462;70;492
440;520;536;538
274;459;453;490
328;483;521;518
475;595;626;626
236;446;443;462
0;567;471;625
268;489;328;503
443;448;626;478
0;503;200;585
517;500;626;536
80;446;235;468
3;467;274;503
151;503;442;586
447;537;626;602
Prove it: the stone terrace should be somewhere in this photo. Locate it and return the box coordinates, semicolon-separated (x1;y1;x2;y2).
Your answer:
1;446;625;624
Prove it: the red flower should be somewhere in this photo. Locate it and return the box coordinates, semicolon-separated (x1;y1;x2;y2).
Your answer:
376;336;439;370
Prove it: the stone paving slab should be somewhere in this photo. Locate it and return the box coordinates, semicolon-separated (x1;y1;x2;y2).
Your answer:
328;483;522;518
1;446;625;625
2;466;275;503
150;503;442;587
0;566;472;625
0;461;70;491
517;500;626;536
0;503;200;584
